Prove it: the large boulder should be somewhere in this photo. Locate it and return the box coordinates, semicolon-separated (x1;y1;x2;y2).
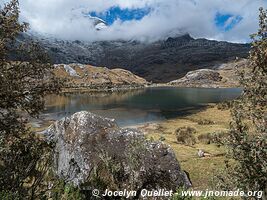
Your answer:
44;111;191;196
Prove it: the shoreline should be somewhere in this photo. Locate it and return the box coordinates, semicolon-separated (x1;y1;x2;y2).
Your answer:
60;84;241;94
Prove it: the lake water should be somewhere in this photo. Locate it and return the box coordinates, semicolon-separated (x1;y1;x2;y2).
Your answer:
42;87;242;127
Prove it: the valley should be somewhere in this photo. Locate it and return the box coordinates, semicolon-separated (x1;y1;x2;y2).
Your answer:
2;1;266;198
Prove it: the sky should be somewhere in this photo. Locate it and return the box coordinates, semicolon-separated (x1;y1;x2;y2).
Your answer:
1;0;267;43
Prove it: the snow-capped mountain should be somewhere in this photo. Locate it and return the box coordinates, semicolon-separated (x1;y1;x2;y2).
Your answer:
87;16;108;31
68;8;108;31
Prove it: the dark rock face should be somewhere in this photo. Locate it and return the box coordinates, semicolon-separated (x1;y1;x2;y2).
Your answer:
44;111;190;196
18;33;250;83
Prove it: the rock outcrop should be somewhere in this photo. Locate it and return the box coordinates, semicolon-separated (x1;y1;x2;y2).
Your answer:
169;69;222;88
44;111;191;197
169;59;248;88
53;64;148;90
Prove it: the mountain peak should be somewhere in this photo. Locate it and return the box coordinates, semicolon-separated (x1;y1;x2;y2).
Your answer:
88;16;108;31
166;33;194;43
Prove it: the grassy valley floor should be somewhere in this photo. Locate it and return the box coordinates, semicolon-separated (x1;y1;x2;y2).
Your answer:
134;104;231;190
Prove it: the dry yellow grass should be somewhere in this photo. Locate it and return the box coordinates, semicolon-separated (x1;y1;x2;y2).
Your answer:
53;64;147;88
140;105;231;190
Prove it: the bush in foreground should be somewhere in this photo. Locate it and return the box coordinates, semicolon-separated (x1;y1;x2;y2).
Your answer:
175;126;197;146
216;8;267;197
0;0;61;198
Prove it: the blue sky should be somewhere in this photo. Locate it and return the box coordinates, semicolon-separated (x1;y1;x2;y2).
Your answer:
215;13;243;32
89;6;151;25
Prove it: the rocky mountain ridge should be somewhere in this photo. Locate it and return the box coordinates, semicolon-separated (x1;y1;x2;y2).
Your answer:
17;33;250;83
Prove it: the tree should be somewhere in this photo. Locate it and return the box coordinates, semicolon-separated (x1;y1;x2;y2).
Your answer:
0;0;61;198
217;8;267;199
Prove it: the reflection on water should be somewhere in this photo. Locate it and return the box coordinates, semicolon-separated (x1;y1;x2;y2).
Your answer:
42;87;242;127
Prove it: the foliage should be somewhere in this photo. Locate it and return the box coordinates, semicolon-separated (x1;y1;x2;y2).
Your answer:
217;101;232;110
216;7;267;198
197;119;215;125
0;191;20;200
198;132;213;144
48;180;83;200
159;135;166;141
89;149;124;193
198;131;228;145
0;0;61;198
175;126;197;146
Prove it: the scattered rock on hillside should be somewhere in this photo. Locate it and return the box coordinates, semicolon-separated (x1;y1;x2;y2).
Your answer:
43;111;191;196
198;150;205;158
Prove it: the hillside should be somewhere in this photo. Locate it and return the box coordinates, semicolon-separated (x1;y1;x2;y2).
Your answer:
168;59;248;88
53;64;148;90
18;33;250;83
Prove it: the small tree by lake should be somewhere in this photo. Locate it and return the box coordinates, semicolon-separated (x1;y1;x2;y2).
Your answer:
217;7;267;199
0;0;61;198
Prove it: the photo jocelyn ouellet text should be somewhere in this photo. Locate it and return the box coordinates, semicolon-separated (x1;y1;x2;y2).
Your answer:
88;188;263;199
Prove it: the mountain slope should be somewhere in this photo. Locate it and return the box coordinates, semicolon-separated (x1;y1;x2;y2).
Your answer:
168;59;248;88
18;34;250;83
53;63;148;90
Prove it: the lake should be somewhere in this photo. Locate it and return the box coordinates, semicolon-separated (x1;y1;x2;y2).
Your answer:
42;87;242;127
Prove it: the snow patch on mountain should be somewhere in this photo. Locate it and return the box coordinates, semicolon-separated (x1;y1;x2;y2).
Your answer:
88;16;108;31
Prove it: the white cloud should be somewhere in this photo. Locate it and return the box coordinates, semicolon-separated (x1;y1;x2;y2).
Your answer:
1;0;267;42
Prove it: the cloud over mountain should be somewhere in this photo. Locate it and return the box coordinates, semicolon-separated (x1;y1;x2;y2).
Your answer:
2;0;267;42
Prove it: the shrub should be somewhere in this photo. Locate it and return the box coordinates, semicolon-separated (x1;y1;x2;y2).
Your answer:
49;180;83;200
0;191;20;200
217;101;231;110
216;8;267;197
175;127;197;146
0;0;61;198
198;131;229;145
197;133;213;144
197;119;215;125
159;135;166;141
